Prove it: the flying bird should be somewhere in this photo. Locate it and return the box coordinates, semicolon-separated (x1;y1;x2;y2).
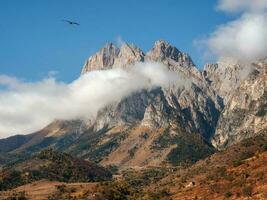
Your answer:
62;20;80;26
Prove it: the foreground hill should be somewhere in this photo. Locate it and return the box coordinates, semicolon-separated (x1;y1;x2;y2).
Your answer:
1;132;266;200
170;131;267;199
0;149;112;191
111;131;267;200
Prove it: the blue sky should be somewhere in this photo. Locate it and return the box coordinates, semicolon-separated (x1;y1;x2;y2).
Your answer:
0;0;232;82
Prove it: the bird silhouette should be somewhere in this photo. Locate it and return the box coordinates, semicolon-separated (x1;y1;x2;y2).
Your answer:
62;20;80;26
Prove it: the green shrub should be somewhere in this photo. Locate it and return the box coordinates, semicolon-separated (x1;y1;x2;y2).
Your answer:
6;191;28;200
98;182;131;200
216;166;227;177
209;184;220;193
242;185;252;197
256;106;267;117
128;146;138;158
224;191;233;198
140;132;149;140
147;188;171;200
233;160;243;167
106;164;119;174
56;184;66;193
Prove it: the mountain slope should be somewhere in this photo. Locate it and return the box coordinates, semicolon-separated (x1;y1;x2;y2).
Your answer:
171;131;267;199
0;149;112;191
110;131;267;200
0;133;266;200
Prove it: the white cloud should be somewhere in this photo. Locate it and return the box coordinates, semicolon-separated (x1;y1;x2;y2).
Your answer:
0;62;188;138
206;13;267;62
198;0;267;63
217;0;267;13
0;75;21;89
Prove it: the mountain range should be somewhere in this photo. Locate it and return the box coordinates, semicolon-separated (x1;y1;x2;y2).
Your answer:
0;40;266;171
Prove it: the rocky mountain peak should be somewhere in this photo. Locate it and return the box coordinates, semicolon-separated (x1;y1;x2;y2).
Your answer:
146;40;180;61
113;43;145;68
146;40;195;67
81;42;146;74
120;43;143;56
81;40;197;74
81;43;119;74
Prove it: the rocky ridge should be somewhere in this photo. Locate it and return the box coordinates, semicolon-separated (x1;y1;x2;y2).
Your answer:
82;40;222;140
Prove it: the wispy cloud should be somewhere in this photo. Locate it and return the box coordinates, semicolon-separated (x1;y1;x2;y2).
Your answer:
0;62;188;138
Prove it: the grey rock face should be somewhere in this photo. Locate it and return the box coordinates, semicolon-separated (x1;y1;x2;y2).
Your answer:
81;43;119;73
81;43;144;74
81;40;221;140
113;44;145;68
146;40;201;82
146;40;194;67
81;40;267;149
202;60;251;104
211;61;267;149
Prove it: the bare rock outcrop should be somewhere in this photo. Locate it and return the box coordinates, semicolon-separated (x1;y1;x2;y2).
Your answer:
211;60;267;149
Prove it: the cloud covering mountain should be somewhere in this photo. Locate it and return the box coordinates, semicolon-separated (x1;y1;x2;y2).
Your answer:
0;62;187;138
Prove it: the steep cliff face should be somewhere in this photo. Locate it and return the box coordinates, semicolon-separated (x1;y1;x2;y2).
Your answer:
81;43;119;73
202;59;253;104
146;40;195;68
82;40;221;140
211;60;267;149
81;43;145;73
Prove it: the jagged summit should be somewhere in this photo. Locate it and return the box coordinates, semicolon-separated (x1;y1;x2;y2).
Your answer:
81;43;119;73
114;43;145;68
81;40;195;74
146;40;194;67
81;42;145;74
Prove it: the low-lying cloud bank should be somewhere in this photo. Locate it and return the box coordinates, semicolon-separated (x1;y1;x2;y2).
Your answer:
199;0;267;63
0;62;187;138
